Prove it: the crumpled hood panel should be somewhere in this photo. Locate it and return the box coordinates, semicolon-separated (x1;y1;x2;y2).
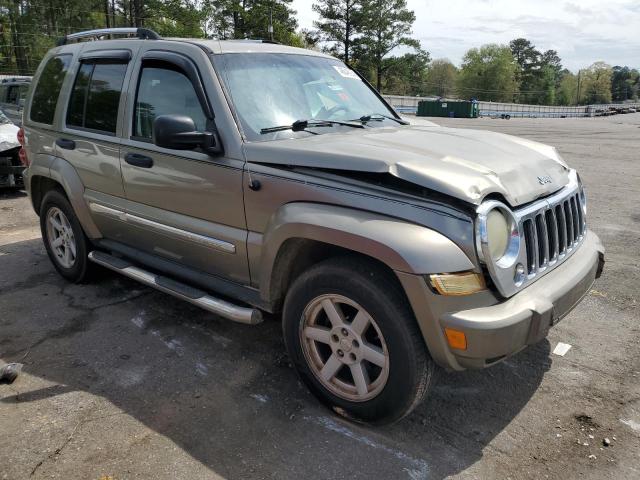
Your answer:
0;122;20;153
244;125;570;206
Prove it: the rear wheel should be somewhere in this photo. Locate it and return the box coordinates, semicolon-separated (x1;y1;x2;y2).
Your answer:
283;257;435;424
40;190;94;283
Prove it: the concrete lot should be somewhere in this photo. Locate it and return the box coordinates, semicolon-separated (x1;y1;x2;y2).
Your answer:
1;114;639;480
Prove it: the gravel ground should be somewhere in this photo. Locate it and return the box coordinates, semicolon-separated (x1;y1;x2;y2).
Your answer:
1;114;639;480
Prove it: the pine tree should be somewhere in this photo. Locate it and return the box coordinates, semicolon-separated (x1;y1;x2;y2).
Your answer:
312;0;363;65
358;0;418;91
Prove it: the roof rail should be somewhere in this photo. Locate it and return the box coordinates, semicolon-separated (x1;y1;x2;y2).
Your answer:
225;38;281;45
57;27;161;46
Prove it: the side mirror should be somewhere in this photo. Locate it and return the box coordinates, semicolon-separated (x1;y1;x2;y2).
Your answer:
152;114;222;154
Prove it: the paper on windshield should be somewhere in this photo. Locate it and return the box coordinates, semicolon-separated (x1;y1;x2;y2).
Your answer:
332;65;360;80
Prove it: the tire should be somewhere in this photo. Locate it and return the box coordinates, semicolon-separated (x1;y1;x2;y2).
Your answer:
40;189;94;283
283;257;435;424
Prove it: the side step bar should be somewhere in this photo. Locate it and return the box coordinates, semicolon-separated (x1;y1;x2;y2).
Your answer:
88;251;263;325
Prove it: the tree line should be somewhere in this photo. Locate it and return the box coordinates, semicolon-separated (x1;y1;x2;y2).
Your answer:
1;0;638;105
309;2;639;105
0;0;303;74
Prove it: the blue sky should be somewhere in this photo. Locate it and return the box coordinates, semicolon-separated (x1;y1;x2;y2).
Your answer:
292;0;640;71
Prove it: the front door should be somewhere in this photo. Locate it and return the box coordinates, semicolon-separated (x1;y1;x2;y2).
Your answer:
118;48;249;285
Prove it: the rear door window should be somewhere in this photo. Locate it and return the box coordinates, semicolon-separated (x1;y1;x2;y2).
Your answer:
30;54;72;124
66;62;128;135
66;64;92;127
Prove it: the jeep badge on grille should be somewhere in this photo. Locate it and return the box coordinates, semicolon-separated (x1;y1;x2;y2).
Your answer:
538;175;553;185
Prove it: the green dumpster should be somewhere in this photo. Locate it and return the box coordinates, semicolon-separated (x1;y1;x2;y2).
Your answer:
417;100;478;118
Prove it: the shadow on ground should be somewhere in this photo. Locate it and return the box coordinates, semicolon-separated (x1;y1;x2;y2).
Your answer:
0;188;27;200
0;237;552;479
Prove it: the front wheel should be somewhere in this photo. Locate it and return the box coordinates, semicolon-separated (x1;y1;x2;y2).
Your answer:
283;258;435;424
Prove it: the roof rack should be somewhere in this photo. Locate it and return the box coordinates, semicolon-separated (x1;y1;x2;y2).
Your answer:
57;27;161;46
225;38;281;45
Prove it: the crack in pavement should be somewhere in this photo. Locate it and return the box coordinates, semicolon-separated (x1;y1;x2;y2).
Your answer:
29;403;98;478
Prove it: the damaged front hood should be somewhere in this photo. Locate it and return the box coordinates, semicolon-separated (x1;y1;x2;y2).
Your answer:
243;124;571;206
0;121;20;153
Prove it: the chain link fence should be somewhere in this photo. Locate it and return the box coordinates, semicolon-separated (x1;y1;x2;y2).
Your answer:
383;95;640;118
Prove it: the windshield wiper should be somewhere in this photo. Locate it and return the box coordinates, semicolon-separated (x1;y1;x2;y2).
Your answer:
260;119;364;134
354;113;409;125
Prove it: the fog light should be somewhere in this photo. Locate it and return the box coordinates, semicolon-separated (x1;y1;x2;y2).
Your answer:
444;328;467;350
429;272;486;296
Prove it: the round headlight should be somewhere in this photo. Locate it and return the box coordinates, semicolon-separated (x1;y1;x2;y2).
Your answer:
486;209;510;260
477;201;520;268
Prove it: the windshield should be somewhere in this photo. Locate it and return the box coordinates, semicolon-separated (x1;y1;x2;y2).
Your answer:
215;53;397;141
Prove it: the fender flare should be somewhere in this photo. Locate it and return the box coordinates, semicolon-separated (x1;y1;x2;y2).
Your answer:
259;202;474;299
46;156;102;238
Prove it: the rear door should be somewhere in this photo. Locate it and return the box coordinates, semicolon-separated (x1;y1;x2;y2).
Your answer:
56;47;138;238
118;43;249;284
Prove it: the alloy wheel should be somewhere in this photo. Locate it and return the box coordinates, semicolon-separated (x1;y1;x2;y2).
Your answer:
300;294;390;402
46;207;77;269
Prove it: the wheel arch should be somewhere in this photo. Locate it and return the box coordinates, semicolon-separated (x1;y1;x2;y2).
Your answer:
30;157;101;238
259;202;475;311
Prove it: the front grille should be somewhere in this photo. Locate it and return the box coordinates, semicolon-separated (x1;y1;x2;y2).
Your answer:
519;192;586;276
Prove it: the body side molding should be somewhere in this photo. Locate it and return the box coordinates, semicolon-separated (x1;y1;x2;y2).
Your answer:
89;202;236;254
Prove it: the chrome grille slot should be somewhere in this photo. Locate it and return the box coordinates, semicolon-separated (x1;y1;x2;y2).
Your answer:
523;219;536;273
570;196;580;241
577;197;583;236
555;204;566;254
545;209;558;261
575;195;585;234
564;200;574;245
535;214;548;268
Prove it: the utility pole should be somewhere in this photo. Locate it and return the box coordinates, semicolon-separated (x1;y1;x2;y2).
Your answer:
576;70;581;105
268;4;274;42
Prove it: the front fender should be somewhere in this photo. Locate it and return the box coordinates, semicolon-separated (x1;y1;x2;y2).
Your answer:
258;202;474;298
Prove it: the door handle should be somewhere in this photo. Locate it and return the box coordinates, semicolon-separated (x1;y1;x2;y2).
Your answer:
56;138;76;150
124;152;154;168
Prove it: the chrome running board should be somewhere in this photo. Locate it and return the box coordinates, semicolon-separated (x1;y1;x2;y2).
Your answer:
88;251;262;325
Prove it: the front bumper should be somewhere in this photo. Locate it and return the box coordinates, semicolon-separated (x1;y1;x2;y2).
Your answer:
397;230;604;370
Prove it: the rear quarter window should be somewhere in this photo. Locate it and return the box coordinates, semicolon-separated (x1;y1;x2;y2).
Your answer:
30;54;72;124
